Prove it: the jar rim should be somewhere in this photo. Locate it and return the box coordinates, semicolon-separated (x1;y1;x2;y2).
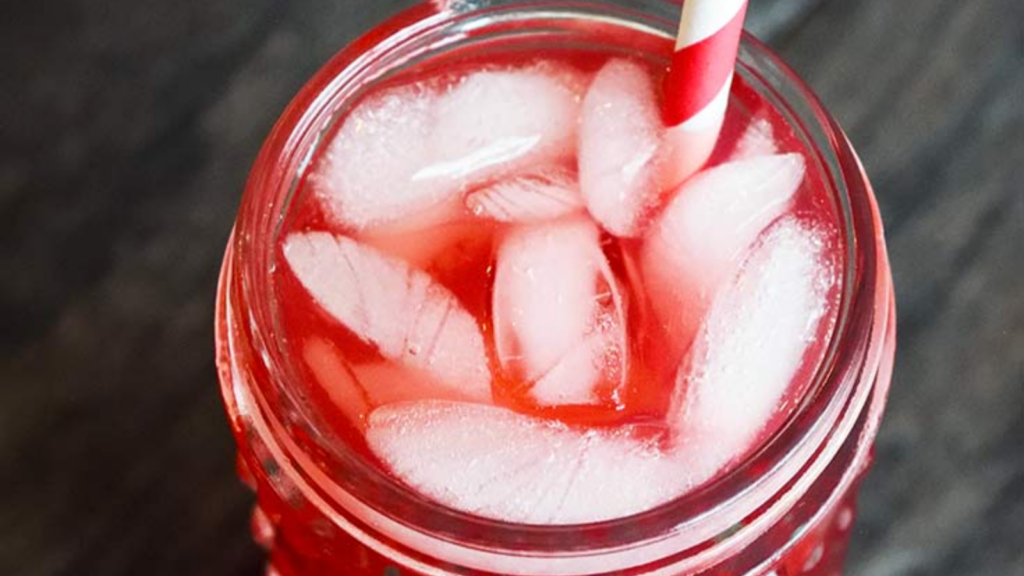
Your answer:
223;1;889;572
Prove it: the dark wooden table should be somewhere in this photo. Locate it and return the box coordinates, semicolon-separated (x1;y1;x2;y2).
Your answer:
2;1;1021;575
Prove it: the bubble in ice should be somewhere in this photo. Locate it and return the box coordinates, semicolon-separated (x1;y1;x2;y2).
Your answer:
643;153;806;360
579;59;665;237
283;232;492;402
366;401;694;524
669;217;837;472
313;65;587;232
492;218;627;407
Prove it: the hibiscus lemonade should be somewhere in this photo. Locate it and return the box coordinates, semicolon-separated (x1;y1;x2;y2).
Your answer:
215;2;895;575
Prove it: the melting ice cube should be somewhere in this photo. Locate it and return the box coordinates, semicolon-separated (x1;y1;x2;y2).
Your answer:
313;84;453;232
428;64;586;183
314;65;588;232
465;168;584;223
731;116;778;161
492;218;626;406
366;401;690;524
578;59;666;237
668;217;837;473
643;153;806;357
283;232;492;402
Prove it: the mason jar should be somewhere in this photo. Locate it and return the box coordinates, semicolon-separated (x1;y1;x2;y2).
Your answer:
214;1;896;574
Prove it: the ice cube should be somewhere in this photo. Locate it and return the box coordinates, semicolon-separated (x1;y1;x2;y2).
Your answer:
283;232;492;402
427;65;587;185
668;218;836;474
731;116;778;161
465;168;584;223
366;401;692;524
642;153;805;357
492;218;626;406
578;59;665;237
303;337;371;430
314;64;587;232
313;84;459;232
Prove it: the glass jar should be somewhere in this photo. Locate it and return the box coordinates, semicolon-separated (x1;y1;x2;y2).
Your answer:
214;1;896;574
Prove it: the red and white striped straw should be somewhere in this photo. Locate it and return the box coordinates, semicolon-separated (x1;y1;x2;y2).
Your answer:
663;0;749;186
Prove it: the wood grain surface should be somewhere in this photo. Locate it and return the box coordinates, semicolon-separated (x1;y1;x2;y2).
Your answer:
1;1;1021;575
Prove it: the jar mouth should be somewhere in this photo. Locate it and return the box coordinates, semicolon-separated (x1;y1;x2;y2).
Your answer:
227;0;885;570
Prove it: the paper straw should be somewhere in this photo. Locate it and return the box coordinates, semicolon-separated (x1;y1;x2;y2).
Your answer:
663;0;749;186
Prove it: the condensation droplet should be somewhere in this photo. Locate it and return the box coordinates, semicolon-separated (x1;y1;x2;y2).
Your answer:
836;505;854;531
802;543;825;572
251;505;276;550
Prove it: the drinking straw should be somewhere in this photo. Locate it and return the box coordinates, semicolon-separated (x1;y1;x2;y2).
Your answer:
663;0;749;186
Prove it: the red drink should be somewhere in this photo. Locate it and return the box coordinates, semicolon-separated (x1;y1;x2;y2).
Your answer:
215;2;895;575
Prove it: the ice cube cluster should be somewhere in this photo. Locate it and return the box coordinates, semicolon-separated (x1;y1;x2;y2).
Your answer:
281;58;839;524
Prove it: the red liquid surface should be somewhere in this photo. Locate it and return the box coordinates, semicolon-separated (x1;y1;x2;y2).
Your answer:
228;41;864;576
